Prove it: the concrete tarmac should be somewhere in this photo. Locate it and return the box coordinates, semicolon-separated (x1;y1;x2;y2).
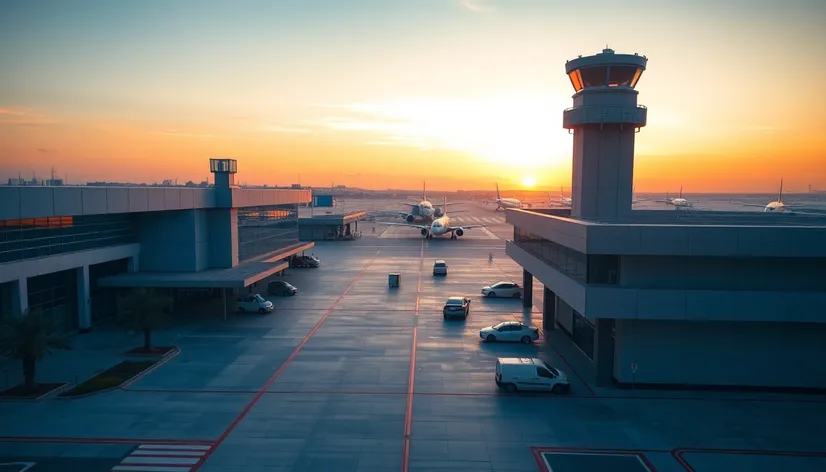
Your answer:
1;201;825;472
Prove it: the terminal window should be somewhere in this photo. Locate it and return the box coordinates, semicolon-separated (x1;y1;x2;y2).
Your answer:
0;214;135;264
237;204;299;262
514;227;587;282
587;255;619;285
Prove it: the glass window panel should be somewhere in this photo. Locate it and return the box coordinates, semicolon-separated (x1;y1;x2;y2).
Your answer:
630;67;643;87
579;66;607;87
608;66;639;87
568;70;584;91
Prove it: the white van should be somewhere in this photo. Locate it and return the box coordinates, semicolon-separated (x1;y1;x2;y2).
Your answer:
495;357;570;394
236;294;274;313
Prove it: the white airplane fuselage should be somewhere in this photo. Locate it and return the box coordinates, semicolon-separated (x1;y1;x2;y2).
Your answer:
429;215;452;237
417;201;435;218
496;198;522;210
765;201;788;212
668;198;693;208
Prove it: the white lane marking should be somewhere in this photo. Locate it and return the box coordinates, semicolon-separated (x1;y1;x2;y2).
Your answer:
122;457;200;465
112;466;192;472
130;450;206;456
137;445;211;451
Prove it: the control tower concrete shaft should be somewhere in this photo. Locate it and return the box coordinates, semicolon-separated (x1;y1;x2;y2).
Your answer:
563;48;648;219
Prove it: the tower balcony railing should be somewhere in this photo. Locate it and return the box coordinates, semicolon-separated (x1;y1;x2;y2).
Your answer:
562;105;647;129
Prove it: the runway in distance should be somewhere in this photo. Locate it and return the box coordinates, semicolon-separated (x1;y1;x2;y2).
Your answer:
730;180;826;215
380;197;486;239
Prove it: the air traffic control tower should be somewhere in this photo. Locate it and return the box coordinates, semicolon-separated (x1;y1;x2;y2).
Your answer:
563;48;647;219
505;49;826;392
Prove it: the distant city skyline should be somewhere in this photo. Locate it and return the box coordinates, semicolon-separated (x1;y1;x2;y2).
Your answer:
1;0;825;192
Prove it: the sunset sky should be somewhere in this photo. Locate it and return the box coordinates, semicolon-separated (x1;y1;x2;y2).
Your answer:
1;0;825;192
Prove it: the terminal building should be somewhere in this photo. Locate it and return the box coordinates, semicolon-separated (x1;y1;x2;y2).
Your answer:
509;49;826;392
0;159;313;332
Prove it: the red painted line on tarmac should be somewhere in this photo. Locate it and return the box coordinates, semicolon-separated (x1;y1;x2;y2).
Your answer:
531;447;662;472
188;250;381;472
0;436;212;445
117;387;826;404
671;447;826;471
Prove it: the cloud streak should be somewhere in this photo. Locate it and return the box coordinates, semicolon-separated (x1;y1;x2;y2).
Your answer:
0;107;57;126
459;0;497;13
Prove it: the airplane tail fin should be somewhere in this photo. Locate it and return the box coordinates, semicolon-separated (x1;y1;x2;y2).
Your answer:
423;181;427;201
495;182;501;200
679;185;683;199
443;196;448;213
778;179;784;202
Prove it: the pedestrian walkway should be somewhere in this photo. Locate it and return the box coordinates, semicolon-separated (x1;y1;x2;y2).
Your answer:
111;445;210;472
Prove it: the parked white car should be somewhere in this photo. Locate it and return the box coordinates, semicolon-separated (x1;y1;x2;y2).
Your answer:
495;357;570;394
481;282;522;298
236;294;274;313
480;322;539;343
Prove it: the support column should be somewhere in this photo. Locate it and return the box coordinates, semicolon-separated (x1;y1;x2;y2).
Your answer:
522;269;533;307
542;286;556;331
127;255;140;273
594;318;615;387
77;266;91;333
12;278;28;315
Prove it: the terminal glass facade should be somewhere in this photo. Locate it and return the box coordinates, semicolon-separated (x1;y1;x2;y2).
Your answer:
27;268;78;333
0;214;135;264
572;311;595;360
237;204;299;262
90;258;129;324
514;228;587;282
514;228;618;285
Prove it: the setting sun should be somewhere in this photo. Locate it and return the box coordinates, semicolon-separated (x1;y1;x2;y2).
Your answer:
521;175;537;188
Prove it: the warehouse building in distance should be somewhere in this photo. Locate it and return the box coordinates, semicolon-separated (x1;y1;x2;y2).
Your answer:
0;159;313;332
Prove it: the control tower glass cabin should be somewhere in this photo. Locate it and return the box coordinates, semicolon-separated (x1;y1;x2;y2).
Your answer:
563;49;648;219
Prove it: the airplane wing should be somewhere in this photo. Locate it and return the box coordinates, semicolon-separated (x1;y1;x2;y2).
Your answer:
783;203;826;214
443;201;468;206
377;222;430;230
789;209;826;216
729;200;769;209
653;199;673;204
447;224;486;232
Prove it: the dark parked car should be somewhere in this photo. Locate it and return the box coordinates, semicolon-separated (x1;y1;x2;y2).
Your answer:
443;296;471;319
290;255;319;268
267;280;298;296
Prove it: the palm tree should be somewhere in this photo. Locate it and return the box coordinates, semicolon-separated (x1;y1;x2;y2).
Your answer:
118;288;173;352
0;309;71;394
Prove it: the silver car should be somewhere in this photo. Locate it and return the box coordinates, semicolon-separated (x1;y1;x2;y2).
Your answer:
481;282;522;298
480;322;539;343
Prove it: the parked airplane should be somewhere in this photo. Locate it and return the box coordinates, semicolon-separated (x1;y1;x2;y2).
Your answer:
730;180;826;215
381;197;486;239
491;183;553;210
394;182;464;222
549;187;573;208
654;186;698;210
549;186;645;208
